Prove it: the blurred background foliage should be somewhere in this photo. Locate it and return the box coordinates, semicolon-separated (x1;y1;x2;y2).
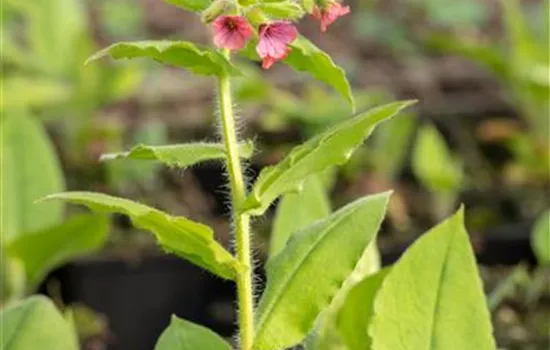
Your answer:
0;0;548;349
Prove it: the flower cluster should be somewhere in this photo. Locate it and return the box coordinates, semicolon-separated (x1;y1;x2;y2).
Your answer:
211;0;350;69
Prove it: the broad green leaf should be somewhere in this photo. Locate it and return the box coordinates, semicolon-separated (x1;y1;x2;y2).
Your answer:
336;269;390;350
155;315;231;350
253;192;391;350
86;41;241;76
101;141;254;168
6;214;109;287
163;0;212;12
258;2;305;20
412;124;463;193
269;174;331;257
0;111;65;243
0;296;79;350
368;208;496;350
286;37;354;108
531;210;550;264
42;192;241;280
243;101;415;215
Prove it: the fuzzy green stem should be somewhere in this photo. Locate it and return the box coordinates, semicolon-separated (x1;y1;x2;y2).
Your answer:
218;68;254;349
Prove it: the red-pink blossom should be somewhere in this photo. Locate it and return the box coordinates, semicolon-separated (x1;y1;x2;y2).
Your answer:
212;15;253;51
256;21;298;69
312;2;350;32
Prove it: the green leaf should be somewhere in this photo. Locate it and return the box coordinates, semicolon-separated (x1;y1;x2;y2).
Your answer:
155;315;231;350
531;210;550;264
243;101;415;215
41;192;241;280
253;192;391;350
336;269;390;350
24;0;86;76
0;254;26;303
0;110;65;243
0;77;71;110
425;34;507;79
86;41;241;76
105;120;168;190
370;111;416;180
0;296;79;350
368;208;496;350
163;0;212;12
412;124;463;193
306;240;382;350
269;174;331;257
6;214;109;287
257;2;305;20
286;37;354;108
101;141;254;168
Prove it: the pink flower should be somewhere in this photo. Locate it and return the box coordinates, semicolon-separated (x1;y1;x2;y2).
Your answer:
312;2;350;32
256;21;298;69
212;15;253;51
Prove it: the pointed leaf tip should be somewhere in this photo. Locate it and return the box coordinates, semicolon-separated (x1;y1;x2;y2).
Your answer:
253;192;390;350
368;207;496;350
243;102;410;216
40;192;241;280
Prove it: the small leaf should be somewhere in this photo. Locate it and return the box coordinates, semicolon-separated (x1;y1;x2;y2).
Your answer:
269;174;330;257
243;101;415;215
0;296;79;350
6;214;109;286
368;208;496;350
41;192;241;280
101;141;254;168
286;36;354;108
86;41;241;76
0;110;65;243
253;192;391;350
336;269;390;350
412;124;463;193
531;210;550;264
163;0;212;12
257;2;305;20
155;315;231;350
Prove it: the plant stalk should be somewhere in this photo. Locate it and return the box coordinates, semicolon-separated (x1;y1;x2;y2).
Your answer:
218;69;254;349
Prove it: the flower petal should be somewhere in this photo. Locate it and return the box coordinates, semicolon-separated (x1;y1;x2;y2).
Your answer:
212;16;253;50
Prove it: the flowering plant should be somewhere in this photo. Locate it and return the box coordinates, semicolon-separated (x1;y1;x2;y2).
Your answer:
1;1;497;350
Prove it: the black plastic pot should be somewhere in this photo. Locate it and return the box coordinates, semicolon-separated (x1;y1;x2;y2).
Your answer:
45;255;236;350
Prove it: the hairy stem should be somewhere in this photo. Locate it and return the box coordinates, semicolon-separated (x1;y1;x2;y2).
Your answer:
218;68;254;349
